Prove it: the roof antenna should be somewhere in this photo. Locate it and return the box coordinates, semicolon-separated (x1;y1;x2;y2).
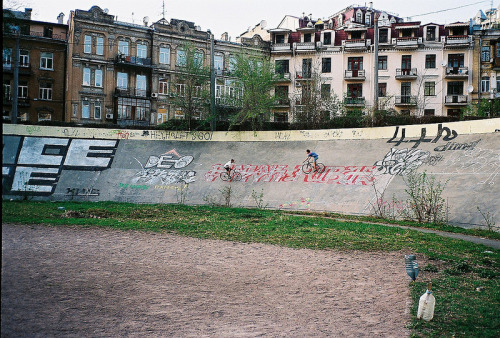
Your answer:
162;0;166;19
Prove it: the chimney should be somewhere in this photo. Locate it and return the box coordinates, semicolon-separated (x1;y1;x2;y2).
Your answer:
25;8;32;20
221;32;229;41
57;12;64;24
369;2;373;10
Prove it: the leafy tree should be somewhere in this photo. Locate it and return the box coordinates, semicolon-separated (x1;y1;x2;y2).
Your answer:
229;53;275;130
462;98;500;118
171;42;210;130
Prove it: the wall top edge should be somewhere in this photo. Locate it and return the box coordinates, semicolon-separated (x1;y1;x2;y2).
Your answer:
3;119;500;142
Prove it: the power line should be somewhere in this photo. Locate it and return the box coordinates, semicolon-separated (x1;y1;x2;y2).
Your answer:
410;1;489;18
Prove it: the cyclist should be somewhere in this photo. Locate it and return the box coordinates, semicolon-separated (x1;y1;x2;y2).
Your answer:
224;159;235;175
305;150;319;172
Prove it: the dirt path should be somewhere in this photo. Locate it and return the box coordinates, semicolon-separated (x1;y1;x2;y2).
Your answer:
2;223;411;337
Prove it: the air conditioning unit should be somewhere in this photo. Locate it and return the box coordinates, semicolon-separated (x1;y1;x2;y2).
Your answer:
105;113;113;120
151;93;158;98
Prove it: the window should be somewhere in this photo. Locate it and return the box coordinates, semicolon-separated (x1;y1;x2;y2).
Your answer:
95;69;103;87
94;101;102;119
18;81;28;98
274;113;288;123
424;109;435;116
324;32;331;45
401;55;412;70
401;82;411;97
43;26;53;38
3;48;12;68
96;37;104;55
82;100;90;118
3;80;11;100
117;72;128;89
136;106;146;121
426;26;436;41
275;34;285;44
321;84;330;99
497;78;500;92
176;83;186;96
347;83;362;98
40;52;53;70
160;46;170;64
481;76;490;92
378;83;386;97
214;54;224;71
84;35;92;54
448;54;464;68
194;51;204;68
365;14;371;26
424;82;435;96
20;50;29;67
322;58;331;73
425;54;436;69
304;33;312;43
39;82;52;100
497;44;500;58
38;112;52;121
118;103;130;119
302;58;312;78
275;60;289;74
378;56;387;70
176;50;186;66
379;29;388;43
137;43;147;58
448;81;464;95
118;40;129;56
481;46;490;62
159;78;169;94
347;57;363;71
83;67;91;86
356;11;362;23
72;103;78;117
136;75;147;96
229;56;236;73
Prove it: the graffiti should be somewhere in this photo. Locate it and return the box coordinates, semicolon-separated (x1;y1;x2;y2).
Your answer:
154;185;188;191
66;187;100;197
434;139;481;152
275;131;291;140
147;130;213;141
352;129;363;137
2;136;118;195
442;147;500;185
322;130;342;138
132;148;196;185
423;154;444;166
119;183;149;190
26;126;41;135
279;197;312;210
204;164;376;186
299;130;312;138
374;148;430;176
388;124;458;148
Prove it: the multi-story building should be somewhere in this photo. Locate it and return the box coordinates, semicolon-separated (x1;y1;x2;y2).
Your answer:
65;6;268;126
269;4;475;121
3;8;67;123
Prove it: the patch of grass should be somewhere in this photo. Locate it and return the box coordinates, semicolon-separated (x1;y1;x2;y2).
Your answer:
2;200;500;337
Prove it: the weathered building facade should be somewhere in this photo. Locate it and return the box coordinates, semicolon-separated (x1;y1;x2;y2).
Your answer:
3;8;67;123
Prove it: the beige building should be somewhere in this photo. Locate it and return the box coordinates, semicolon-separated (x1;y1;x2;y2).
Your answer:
269;5;475;121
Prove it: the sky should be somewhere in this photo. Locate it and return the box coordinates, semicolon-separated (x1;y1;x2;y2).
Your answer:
3;0;497;40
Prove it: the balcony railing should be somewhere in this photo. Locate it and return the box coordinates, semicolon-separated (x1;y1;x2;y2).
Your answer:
115;88;150;98
443;35;471;45
344;97;365;106
393;37;421;48
296;71;312;80
294;42;316;52
272;43;292;52
395;68;418;79
3;97;31;107
445;67;468;77
343;39;370;50
445;95;468;105
395;96;417;106
344;69;366;80
273;97;290;106
115;55;152;67
273;72;291;81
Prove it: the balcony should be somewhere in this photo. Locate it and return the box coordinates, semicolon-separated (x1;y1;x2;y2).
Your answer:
295;71;312;80
294;42;316;52
395;96;417;106
343;39;370;51
114;88;150;98
115;55;152;69
344;97;365;107
442;35;471;46
272;43;292;53
273;72;291;82
3;97;31;107
445;67;468;78
393;37;422;49
2;63;31;75
344;69;365;81
445;95;468;105
395;68;418;80
273;97;290;107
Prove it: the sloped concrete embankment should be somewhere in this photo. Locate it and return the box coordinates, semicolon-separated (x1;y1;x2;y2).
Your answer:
3;120;500;228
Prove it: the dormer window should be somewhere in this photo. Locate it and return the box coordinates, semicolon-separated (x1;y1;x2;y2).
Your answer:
324;32;332;45
379;28;388;43
401;28;413;38
275;34;285;44
365;14;371;26
304;33;312;43
356;10;363;23
426;26;436;41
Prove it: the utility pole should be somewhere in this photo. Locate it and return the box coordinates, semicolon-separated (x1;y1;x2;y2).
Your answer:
373;13;379;118
209;30;216;131
11;28;20;124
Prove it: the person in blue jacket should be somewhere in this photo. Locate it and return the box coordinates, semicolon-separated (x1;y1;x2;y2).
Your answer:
306;149;319;172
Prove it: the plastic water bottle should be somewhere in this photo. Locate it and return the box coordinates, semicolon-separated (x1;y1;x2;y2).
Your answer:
417;283;436;321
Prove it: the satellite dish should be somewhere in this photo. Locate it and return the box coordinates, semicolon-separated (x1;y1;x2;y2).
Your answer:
440;60;447;67
467;85;474;93
260;20;267;29
103;8;109;14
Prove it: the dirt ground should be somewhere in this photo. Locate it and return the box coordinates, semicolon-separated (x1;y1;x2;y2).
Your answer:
2;223;412;337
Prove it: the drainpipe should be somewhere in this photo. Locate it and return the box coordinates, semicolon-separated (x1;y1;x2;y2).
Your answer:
478;34;483;110
373;13;379;118
11;29;20;124
208;30;216;131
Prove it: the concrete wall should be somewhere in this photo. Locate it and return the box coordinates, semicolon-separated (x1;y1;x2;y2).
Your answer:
3;119;500;228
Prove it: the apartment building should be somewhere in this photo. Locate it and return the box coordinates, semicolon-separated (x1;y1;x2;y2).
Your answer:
3;8;67;123
269;4;475;121
65;6;268;126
